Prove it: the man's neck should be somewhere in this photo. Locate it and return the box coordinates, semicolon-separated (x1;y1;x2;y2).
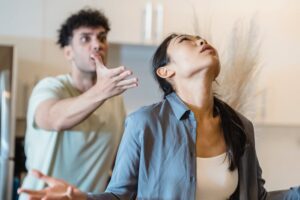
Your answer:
70;67;96;93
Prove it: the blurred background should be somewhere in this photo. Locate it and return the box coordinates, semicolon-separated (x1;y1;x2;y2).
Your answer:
0;0;300;199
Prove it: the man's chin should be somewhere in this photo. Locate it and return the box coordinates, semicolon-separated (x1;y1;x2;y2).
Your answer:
89;60;97;68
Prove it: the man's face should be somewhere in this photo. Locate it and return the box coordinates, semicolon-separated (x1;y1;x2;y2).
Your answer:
65;26;108;73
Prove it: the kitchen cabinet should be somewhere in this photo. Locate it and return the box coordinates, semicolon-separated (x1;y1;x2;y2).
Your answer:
0;0;198;44
95;0;196;45
162;0;196;37
28;0;144;44
43;0;159;45
43;0;97;39
94;0;150;45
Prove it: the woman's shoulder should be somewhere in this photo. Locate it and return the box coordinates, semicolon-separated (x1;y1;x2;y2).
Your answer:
127;100;165;120
126;98;175;127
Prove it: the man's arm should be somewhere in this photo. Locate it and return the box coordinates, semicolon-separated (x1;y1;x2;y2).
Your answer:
18;115;142;200
35;56;138;131
18;170;88;200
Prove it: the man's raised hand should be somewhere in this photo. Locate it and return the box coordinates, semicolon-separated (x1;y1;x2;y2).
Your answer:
90;54;138;100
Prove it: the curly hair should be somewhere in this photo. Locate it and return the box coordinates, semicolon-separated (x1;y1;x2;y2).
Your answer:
57;8;110;48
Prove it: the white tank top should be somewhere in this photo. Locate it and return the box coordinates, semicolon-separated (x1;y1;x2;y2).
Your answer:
196;153;238;200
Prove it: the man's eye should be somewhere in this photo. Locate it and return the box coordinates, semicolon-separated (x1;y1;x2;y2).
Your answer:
80;36;90;43
98;36;107;43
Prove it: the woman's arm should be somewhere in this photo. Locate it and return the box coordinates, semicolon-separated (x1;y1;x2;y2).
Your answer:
103;115;142;199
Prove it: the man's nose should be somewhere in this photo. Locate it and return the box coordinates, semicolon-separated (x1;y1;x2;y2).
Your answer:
93;41;101;51
92;38;105;51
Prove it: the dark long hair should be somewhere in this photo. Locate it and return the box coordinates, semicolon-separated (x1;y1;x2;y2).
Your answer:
152;33;178;98
151;33;247;170
214;98;247;171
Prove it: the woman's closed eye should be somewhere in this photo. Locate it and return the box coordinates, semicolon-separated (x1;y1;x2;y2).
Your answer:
178;37;191;43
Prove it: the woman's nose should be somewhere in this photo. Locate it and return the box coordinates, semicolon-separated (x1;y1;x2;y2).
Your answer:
197;39;207;46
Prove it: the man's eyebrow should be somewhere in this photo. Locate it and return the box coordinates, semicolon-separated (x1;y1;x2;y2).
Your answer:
97;31;107;37
80;32;92;36
79;31;107;36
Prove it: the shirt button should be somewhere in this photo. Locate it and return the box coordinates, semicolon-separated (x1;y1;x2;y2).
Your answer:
190;151;194;157
190;176;196;182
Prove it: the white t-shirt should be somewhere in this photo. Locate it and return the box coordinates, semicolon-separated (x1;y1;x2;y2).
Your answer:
20;74;126;197
196;153;238;200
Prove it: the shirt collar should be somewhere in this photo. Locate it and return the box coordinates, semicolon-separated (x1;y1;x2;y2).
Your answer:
166;92;190;120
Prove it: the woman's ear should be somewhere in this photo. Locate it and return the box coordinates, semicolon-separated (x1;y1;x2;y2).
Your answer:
156;67;175;79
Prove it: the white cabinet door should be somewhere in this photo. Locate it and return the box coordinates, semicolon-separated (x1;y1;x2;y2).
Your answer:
95;0;197;45
95;0;150;45
43;0;151;45
43;0;97;39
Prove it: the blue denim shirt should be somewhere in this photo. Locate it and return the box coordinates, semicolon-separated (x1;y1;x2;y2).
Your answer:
87;93;300;200
107;92;198;199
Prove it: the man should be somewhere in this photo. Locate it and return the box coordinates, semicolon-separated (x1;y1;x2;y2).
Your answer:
19;8;138;199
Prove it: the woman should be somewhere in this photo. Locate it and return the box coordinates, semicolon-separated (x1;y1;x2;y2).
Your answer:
19;34;299;200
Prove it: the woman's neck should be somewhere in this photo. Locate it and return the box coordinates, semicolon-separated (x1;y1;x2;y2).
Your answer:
176;73;215;119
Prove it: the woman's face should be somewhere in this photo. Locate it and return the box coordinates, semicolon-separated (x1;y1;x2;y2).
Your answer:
166;34;220;80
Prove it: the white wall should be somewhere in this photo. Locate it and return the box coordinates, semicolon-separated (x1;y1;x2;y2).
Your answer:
188;0;300;125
